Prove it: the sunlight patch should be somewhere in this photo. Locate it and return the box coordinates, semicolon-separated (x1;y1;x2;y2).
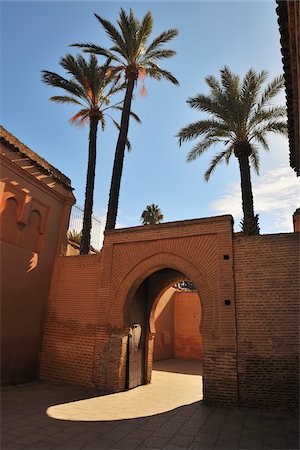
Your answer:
46;370;202;422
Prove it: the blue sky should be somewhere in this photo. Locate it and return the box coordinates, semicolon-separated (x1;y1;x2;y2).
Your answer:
1;1;299;244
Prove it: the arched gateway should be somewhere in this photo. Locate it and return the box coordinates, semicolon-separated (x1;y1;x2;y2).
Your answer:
93;215;238;406
41;215;239;406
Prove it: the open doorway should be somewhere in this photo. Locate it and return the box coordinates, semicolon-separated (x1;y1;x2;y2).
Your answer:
125;269;203;398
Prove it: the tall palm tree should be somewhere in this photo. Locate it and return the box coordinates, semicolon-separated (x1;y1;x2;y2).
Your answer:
177;67;287;235
73;8;179;230
141;204;164;225
42;53;136;254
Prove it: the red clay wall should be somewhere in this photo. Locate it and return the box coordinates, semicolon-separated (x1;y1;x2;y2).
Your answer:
154;291;202;361
153;288;175;361
1;145;74;385
174;292;202;361
234;233;299;410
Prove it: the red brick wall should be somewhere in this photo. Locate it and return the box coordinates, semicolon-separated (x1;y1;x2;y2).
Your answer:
40;219;299;411
40;254;102;386
234;232;299;410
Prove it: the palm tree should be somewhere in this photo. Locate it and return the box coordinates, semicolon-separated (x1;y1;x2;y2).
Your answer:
177;67;287;235
73;8;179;230
141;204;164;225
67;229;82;245
42;53;135;254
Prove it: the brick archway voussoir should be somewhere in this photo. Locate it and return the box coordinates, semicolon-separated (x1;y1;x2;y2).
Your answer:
110;251;215;334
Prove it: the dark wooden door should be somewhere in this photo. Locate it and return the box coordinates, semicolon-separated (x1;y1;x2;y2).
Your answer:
127;324;143;389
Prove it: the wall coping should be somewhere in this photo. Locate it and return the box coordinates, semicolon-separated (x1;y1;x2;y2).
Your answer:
104;215;233;242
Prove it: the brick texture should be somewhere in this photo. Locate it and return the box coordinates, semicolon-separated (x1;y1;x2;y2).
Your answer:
41;216;238;406
40;217;299;411
234;232;299;410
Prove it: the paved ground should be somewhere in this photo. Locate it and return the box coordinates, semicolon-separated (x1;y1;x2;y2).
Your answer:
1;359;298;450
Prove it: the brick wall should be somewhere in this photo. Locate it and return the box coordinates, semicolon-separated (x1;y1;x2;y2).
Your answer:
40;254;102;386
41;216;238;406
234;232;299;410
40;219;299;411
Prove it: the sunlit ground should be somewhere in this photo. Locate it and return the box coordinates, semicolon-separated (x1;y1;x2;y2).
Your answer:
46;359;203;422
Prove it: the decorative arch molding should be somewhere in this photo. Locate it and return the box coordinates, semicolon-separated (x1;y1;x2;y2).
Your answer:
110;251;219;339
0;183;26;224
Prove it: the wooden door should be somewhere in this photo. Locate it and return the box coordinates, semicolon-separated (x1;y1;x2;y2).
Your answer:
127;324;143;389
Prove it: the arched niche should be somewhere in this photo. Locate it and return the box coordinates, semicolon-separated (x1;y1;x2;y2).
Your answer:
19;210;42;253
0;197;20;244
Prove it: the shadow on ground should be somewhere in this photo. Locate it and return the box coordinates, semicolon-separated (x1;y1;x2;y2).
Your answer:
1;378;299;449
153;359;203;376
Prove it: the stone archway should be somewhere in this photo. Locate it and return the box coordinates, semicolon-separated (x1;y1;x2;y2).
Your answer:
117;260;207;392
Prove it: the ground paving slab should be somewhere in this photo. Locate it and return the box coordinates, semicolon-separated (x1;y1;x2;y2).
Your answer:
1;359;298;450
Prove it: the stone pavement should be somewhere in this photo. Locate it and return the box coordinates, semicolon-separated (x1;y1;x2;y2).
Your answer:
1;359;298;450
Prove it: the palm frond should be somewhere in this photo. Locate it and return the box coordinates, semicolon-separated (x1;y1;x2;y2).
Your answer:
69;108;90;126
112;105;142;123
250;129;270;151
42;70;86;99
220;66;240;99
204;149;230;181
100;114;106;132
60;54;84;81
147;65;179;85
71;42;122;63
241;69;268;120
142;49;176;63
94;13;128;58
225;145;234;164
111;117;132;151
250;145;260;175
187;94;230;123
177;119;228;145
186;138;219;162
248;106;287;128
257;75;285;110
50;95;83;106
253;121;288;136
117;8;135;59
205;75;222;97
136;11;153;54
144;29;178;55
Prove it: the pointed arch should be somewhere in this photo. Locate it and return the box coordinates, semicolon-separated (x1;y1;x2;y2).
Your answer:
110;251;218;339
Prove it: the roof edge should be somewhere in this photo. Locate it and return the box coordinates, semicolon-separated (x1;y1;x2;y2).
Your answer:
0;125;73;190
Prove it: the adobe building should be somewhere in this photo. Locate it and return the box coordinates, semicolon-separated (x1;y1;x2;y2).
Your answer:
0;126;75;385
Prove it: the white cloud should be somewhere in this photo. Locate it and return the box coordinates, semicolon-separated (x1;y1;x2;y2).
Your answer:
211;166;300;233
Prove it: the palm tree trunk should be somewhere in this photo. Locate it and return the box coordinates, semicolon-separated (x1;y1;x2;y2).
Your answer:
80;116;99;254
105;78;135;230
238;154;259;235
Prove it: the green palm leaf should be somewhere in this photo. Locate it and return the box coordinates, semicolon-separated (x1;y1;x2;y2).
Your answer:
49;95;83;106
145;29;179;54
204;149;231;181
